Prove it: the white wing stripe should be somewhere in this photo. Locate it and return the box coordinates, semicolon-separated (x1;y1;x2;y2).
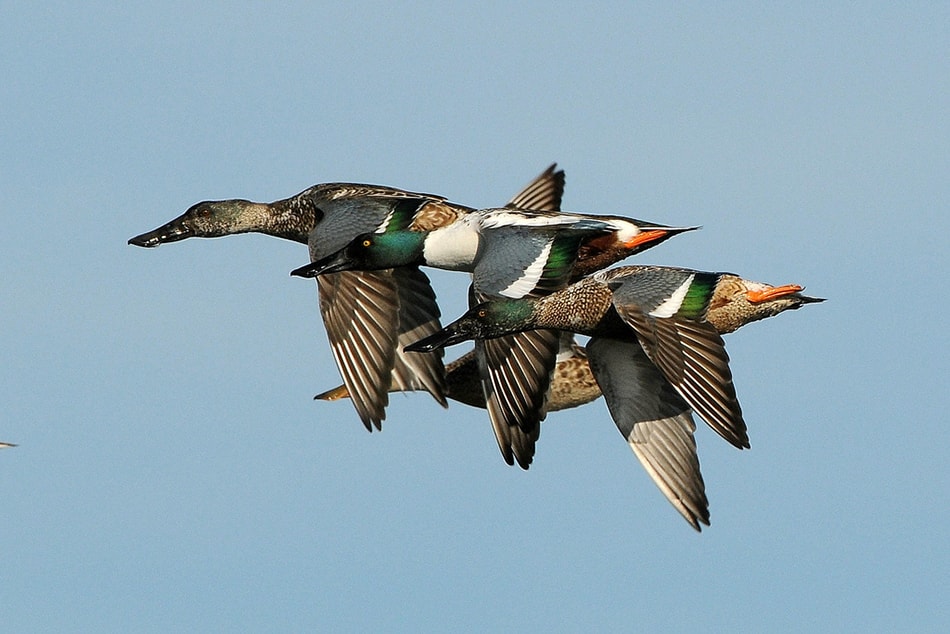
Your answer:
498;240;552;298
649;275;695;318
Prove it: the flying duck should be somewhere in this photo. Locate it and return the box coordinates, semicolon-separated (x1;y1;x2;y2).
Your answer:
404;266;822;528
315;332;602;413
129;165;565;431
293;208;696;468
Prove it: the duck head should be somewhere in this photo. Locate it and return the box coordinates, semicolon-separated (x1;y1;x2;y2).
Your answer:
128;199;272;247
708;276;826;334
291;230;427;278
404;300;537;352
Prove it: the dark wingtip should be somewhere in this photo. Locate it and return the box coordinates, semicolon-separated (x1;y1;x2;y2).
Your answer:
689;513;710;532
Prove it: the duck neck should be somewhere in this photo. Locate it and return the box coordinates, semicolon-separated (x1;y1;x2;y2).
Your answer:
255;196;320;244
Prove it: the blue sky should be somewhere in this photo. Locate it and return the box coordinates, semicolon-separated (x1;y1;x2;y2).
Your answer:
2;3;947;631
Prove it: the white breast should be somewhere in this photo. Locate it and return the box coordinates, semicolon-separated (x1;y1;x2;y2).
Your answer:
421;220;481;271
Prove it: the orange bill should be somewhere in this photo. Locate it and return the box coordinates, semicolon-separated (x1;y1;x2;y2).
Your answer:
623;229;669;249
746;284;804;303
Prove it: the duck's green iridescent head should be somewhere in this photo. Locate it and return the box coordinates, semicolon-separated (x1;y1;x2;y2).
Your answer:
292;230;427;277
404;299;537;352
128;199;267;247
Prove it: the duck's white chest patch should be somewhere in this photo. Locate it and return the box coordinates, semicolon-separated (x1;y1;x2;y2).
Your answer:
421;222;480;271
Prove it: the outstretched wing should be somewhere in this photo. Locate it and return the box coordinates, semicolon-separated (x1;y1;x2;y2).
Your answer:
316;271;400;431
475;327;560;468
505;163;565;211
308;195;453;427
609;270;748;449
389;266;448;405
586;337;709;530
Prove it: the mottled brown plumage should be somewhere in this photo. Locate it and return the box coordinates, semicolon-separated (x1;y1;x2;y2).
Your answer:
317;337;600;412
317;273;822;418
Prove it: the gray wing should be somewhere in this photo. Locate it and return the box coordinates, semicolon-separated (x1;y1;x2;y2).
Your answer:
316;271;400;431
473;220;613;299
308;198;398;259
601;266;703;312
586;337;709;530
505;164;565;211
471;226;564;298
611;293;749;450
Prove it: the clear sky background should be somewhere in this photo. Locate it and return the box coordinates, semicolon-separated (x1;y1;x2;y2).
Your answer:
2;3;947;631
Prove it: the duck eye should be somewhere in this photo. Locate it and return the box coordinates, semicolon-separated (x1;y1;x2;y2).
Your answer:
362;239;372;248
477;309;487;318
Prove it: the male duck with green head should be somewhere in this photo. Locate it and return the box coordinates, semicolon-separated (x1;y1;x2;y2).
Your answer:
129;166;565;433
294;206;698;469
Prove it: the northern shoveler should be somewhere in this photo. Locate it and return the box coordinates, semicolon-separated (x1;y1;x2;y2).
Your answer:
129;165;565;432
405;265;823;528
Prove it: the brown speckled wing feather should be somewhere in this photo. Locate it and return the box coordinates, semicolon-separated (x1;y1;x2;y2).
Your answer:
316;271;400;431
390;266;448;406
505;163;565;211
616;305;749;450
476;329;560;469
546;336;602;412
